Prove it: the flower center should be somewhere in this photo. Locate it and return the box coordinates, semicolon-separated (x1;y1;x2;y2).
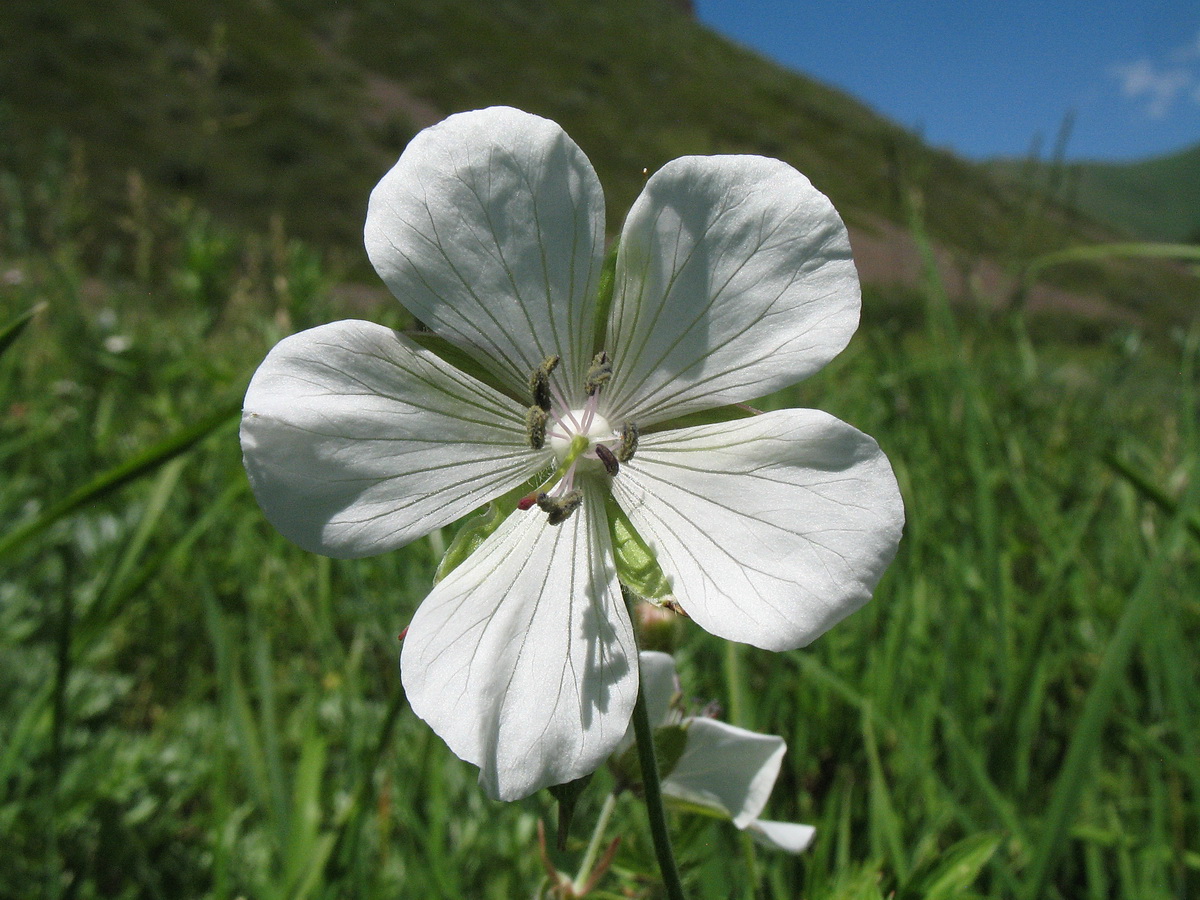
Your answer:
549;409;613;469
520;351;638;525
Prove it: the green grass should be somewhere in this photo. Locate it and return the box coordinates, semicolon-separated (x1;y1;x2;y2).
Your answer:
1;148;1198;900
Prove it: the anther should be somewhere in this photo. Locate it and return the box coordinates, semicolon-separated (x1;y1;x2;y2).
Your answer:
584;350;612;396
616;422;639;462
529;355;560;411
594;444;620;477
526;405;548;450
663;597;688;618
536;489;583;526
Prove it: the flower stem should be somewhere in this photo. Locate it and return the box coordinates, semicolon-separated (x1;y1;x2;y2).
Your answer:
723;639;748;727
571;790;617;894
632;672;686;900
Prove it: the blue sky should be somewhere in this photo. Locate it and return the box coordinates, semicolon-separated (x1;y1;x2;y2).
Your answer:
694;1;1200;162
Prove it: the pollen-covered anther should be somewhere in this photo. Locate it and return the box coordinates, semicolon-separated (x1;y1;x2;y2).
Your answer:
616;422;639;462
584;350;612;396
529;354;560;412
526;405;548;450
536;489;583;526
594;443;620;477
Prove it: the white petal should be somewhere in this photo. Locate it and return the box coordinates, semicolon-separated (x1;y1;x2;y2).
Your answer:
365;107;606;400
241;320;543;558
605;155;859;426
400;479;637;801
745;819;816;853
611;409;904;650
662;718;785;828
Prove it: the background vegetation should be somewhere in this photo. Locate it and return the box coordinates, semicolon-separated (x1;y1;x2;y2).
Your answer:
1;0;1197;897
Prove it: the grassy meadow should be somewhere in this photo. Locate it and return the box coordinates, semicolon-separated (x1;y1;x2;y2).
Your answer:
1;137;1198;900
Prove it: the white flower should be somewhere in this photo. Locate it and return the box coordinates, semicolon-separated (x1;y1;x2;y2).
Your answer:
636;651;815;853
240;106;904;801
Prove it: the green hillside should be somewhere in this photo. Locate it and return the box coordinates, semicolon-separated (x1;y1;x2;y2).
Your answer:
1068;143;1200;243
991;142;1200;244
0;0;1111;275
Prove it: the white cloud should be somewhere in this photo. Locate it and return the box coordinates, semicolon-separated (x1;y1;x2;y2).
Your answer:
1114;30;1200;119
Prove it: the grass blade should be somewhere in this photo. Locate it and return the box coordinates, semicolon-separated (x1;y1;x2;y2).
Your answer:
1020;491;1193;898
0;400;239;558
0;302;45;359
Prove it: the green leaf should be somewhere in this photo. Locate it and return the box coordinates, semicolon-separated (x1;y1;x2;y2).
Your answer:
605;494;672;601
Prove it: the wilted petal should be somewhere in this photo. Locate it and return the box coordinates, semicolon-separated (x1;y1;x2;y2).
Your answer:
612;409;904;650
605;155;859;426
746;819;816;853
241;320;542;558
662;718;785;828
365;106;606;400
400;479;637;801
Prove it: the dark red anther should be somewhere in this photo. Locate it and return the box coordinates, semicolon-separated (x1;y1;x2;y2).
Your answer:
594;443;620;477
517;493;538;511
398;626;409;641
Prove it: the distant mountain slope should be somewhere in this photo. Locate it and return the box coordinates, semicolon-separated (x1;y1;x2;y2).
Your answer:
1;0;1191;321
1068;144;1200;242
0;0;1050;254
990;143;1200;243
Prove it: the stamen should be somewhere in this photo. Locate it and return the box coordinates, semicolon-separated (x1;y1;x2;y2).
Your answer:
584;350;612;396
526;405;548;450
529;355;560;412
616;422;639;462
663;598;688;617
536;489;583;526
594;444;619;477
559;459;580;495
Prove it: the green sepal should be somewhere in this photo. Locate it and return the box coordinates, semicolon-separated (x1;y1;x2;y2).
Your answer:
592;238;620;356
606;494;672;601
407;330;527;406
434;501;508;583
547;773;593;851
610;723;690;792
641;401;760;434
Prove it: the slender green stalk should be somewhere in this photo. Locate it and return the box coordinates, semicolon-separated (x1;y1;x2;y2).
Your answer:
571;790;617;894
723;640;747;727
723;642;761;898
631;673;686;900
